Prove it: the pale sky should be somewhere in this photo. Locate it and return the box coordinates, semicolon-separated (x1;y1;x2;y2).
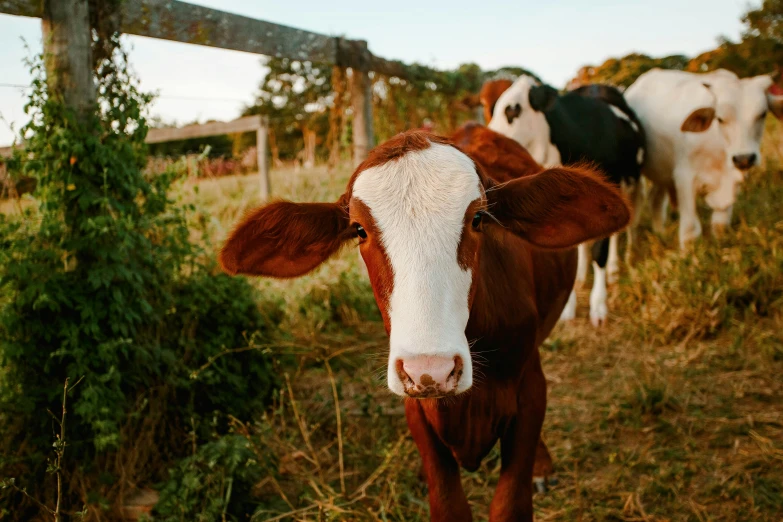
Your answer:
0;0;753;145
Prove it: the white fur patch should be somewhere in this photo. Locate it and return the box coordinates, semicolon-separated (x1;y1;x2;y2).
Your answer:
609;105;640;133
488;75;561;165
352;143;480;396
607;234;620;284
589;262;608;327
576;243;589;284
559;289;577;322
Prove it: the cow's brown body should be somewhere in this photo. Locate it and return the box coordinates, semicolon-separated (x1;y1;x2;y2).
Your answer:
404;124;575;521
220;124;630;521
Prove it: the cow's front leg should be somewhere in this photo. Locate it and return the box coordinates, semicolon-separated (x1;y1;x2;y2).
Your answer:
405;400;472;522
489;352;546;522
532;437;554;493
625;177;645;265
606;233;620;284
589;238;610;327
674;170;702;248
711;204;733;235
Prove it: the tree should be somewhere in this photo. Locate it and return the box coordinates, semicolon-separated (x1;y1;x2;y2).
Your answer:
744;0;783;43
245;57;332;165
687;36;783;77
568;53;689;89
569;0;783;88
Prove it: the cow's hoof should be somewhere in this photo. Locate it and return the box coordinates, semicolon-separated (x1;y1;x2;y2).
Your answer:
590;306;607;327
533;477;547;494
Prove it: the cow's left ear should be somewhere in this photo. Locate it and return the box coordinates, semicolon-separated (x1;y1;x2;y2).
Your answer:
485;166;630;249
529;84;558;112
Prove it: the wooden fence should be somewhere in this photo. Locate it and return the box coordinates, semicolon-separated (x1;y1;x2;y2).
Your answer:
1;115;270;194
0;0;415;196
146;115;269;195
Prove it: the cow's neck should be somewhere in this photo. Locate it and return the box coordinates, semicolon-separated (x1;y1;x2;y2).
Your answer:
465;229;538;370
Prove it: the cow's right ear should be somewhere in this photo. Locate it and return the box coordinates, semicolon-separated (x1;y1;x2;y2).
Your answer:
528;84;559;112
486;166;630;249
220;200;354;278
681;107;716;132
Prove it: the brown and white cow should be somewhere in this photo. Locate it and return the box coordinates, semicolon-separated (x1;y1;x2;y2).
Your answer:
480;79;514;124
220;124;630;521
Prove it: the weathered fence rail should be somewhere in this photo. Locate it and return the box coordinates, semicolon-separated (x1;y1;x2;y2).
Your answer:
0;0;406;74
147;115;270;197
2;115;271;195
0;0;417;175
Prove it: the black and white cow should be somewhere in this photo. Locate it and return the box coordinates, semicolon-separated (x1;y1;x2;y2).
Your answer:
488;76;644;326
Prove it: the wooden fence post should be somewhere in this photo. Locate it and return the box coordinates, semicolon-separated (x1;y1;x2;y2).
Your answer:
350;41;375;167
257;117;270;200
41;0;95;120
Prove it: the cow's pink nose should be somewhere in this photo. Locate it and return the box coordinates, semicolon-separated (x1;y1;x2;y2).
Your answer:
396;355;463;398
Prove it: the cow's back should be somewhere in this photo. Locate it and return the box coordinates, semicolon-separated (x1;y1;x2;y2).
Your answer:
569;84;646;183
452;122;542;181
626;69;721;184
547;94;618;165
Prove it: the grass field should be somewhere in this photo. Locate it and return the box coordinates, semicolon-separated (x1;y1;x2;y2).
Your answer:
173;129;783;522
4;134;779;520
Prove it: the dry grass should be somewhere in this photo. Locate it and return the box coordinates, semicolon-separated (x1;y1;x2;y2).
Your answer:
176;133;783;521
4;131;782;520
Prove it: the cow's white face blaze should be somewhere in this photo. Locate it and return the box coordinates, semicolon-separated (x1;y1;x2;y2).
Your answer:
351;143;482;397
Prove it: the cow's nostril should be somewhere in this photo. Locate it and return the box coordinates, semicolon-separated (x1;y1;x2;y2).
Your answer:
398;355;462;397
395;359;413;386
449;355;464;381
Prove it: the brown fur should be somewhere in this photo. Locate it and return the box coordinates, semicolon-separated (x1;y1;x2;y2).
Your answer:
453;122;542;182
219;200;353;278
350;199;394;333
480;79;513;124
681;107;716;133
220;125;631;521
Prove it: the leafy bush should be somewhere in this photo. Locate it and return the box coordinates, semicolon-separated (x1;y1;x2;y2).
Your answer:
153;435;265;522
296;271;381;333
0;39;281;518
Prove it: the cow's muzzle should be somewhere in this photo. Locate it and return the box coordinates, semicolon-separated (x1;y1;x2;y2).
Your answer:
732;153;757;171
395;355;464;398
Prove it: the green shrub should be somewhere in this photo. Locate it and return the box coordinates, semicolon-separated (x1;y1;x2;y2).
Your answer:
153;435;265;522
296;271;381;333
0;38;281;518
169;271;283;430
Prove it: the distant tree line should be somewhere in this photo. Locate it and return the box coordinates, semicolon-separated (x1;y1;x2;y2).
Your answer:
152;0;783;167
570;0;783;89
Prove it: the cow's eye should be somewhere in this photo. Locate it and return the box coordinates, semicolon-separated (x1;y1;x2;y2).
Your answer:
355;224;367;239
717;117;726;124
758;111;768;121
472;211;483;229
